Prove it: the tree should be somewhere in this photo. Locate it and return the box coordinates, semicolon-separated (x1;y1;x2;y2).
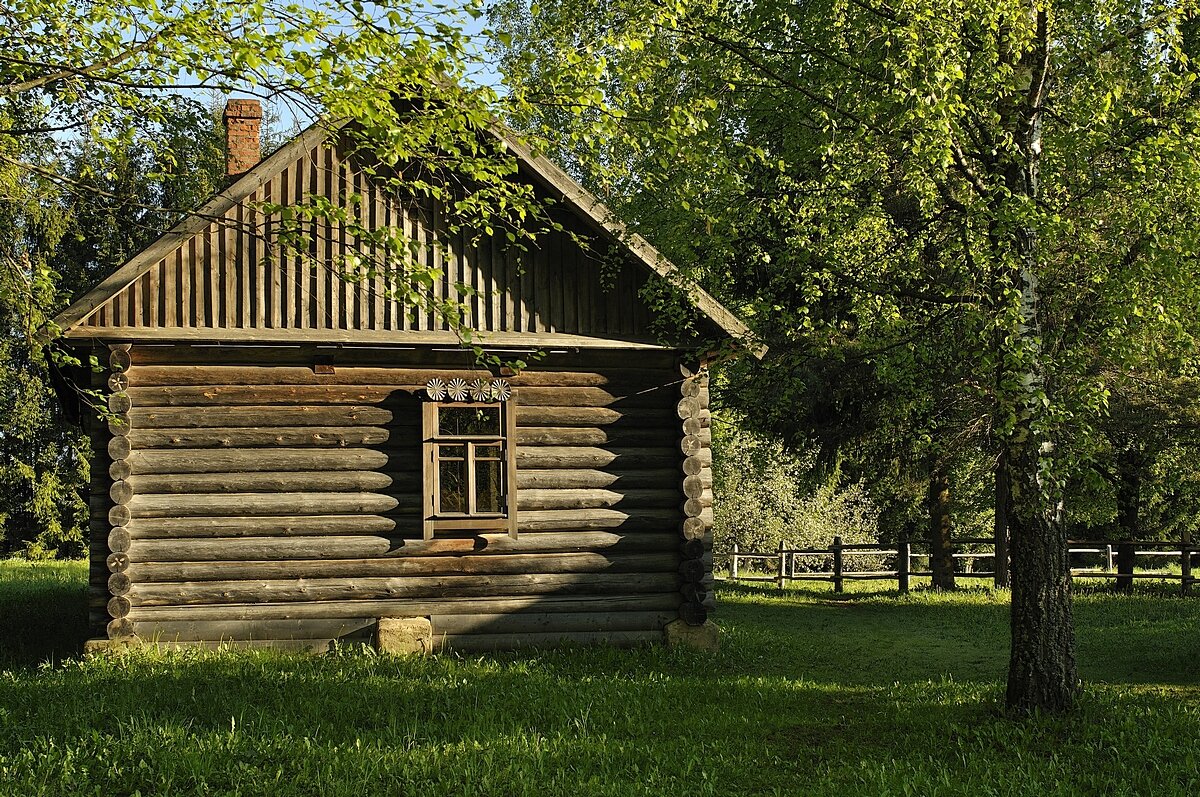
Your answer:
492;0;1200;713
1;0;564;550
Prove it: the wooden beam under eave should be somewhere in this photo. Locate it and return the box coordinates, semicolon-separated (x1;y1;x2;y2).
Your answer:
59;325;675;351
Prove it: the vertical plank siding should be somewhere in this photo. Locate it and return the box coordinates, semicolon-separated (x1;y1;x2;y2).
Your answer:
94;348;689;648
80;145;656;340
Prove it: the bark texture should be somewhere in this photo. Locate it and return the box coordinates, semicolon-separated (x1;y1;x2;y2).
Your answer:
928;469;956;590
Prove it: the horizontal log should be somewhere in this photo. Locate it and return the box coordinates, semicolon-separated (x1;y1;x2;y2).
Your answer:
125;572;680;606
432;610;672;636
125;531;682;558
126;492;405;518
124;552;681;583
516;406;669;428
121;470;415;496
99;637;354;652
127;618;377;643
519;509;682;532
124;363;674;387
107;618;134;638
122;370;674;408
109;528;131;553
109;572;131;595
128;593;683;622
682;473;713;499
515;387;674;408
439;630;661;651
109;393;132;413
515;468;682;490
125;345;678;370
128;406;401;429
679;601;708;626
110;347;131;372
518;488;682;511
681;516;705;542
123;515;401;539
119;448;393;475
110;481;132;504
125;426;396;449
109;436;130;460
108;372;129;392
515;426;677;446
108;596;131;619
516;447;681;470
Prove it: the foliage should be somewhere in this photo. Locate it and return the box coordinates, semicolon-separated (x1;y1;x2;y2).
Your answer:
4;560;1200;795
0;103;89;557
711;415;880;564
2;0;556;334
491;0;1200;711
50;96;231;295
0;0;574;550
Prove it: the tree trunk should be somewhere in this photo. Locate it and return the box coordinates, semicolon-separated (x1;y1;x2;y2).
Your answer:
994;449;1010;588
998;8;1078;715
928;468;956;590
1005;429;1076;714
1114;447;1142;591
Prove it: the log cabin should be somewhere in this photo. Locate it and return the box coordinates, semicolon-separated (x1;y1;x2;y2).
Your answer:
54;99;754;653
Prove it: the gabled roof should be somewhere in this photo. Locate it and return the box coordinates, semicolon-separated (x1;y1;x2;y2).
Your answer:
54;118;758;355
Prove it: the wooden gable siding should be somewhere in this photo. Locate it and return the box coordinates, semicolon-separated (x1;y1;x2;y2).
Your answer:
97;346;713;650
77;143;656;339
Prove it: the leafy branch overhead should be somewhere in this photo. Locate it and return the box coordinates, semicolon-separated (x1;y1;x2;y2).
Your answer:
490;0;1200;713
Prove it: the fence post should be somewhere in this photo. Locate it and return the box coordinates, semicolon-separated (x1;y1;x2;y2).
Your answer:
731;543;739;581
898;535;910;595
832;536;844;594
776;540;786;590
1105;544;1114;573
1182;534;1192;598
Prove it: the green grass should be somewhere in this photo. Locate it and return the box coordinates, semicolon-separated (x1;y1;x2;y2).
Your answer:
2;561;1199;796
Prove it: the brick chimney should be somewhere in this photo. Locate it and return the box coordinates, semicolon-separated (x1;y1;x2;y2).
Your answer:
223;99;262;176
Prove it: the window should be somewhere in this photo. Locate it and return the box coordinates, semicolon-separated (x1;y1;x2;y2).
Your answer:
422;400;516;539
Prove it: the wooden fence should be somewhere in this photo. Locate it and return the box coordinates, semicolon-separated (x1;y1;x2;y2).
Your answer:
725;537;1197;595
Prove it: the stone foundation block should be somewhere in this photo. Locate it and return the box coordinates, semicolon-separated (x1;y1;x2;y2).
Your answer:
377;617;434;655
664;619;720;652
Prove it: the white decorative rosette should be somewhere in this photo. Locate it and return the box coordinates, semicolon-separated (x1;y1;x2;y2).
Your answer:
425;378;448;401
470;378;492;402
446;378;470;402
490;379;512;401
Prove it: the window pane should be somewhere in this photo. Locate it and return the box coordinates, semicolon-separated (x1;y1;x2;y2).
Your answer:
438;406;501;436
437;443;466;460
475;459;503;514
475;444;502;460
439;458;468;513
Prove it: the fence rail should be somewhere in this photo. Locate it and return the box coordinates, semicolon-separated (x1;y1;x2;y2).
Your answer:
724;536;1197;595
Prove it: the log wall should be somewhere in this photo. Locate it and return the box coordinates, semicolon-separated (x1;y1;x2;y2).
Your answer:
96;344;711;650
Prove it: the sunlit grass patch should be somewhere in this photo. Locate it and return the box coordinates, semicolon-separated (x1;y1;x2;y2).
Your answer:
1;560;1197;795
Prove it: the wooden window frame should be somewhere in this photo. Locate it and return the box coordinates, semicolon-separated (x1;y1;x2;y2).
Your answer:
421;399;518;540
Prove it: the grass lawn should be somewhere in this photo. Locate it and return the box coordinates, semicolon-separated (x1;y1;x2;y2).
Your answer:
1;560;1198;796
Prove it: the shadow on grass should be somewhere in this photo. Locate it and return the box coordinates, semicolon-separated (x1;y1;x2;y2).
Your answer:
0;644;1197;797
0;560;89;669
1;563;1199;795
